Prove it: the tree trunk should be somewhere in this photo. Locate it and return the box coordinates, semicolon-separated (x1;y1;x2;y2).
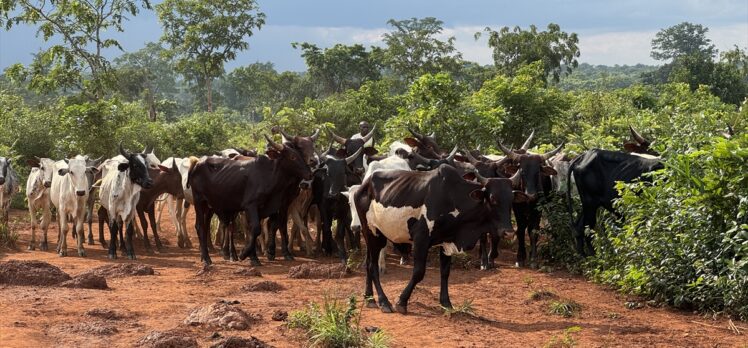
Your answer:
146;89;157;121
206;77;213;113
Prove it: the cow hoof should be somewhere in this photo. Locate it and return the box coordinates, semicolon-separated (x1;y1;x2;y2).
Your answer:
40;242;48;251
366;300;378;309
380;304;394;313
284;254;295;261
59;250;67;257
100;241;108;249
250;259;262;267
395;303;408;314
514;262;524;268
28;244;35;251
480;265;487;271
108;253;118;260
78;250;87;257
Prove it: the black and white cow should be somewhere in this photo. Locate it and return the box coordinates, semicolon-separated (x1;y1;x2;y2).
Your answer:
354;164;528;314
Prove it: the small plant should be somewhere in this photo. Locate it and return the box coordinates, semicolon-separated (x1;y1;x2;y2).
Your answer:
606;311;621;319
544;326;582;348
548;299;582;318
442;299;475;318
287;295;391;347
346;248;364;270
529;289;559;302
523;276;535;287
0;220;19;249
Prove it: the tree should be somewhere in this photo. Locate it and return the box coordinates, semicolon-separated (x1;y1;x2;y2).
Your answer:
114;42;179;120
292;42;382;95
381;17;462;82
156;0;265;112
1;0;152;99
651;22;716;61
480;23;580;84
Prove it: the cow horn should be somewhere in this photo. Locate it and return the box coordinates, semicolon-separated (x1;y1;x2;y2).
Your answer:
171;157;177;170
497;140;518;160
264;134;283;151
309;128;320;142
445;146;458;161
474;170;489;185
429;131;435;139
464;148;479;165
119;142;128;157
142;145;152;154
629;125;648;145
361;124;376;144
520;129;535;150
327;128;347;145
410;150;429;163
509;169;521;187
345;146;363;165
408;127;424;140
278;128;294;143
476;144;481;151
542;142;565;160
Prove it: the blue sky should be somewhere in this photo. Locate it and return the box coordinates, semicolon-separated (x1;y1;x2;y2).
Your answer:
1;0;747;72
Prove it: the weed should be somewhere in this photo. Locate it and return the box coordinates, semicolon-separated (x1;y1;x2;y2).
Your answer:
529;289;559;302
442;299;475;318
544;326;582;348
548;299;582;318
523;276;535;287
0;220;19;249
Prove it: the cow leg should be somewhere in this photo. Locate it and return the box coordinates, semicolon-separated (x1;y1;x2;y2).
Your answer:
489;231;501;268
125;221;136;260
276;210;294;261
75;214;86;257
137;208;153;254
108;219;119;259
528;207;542;268
394;243;411;265
28;205;37;251
214;218;224;249
148;203;163;251
194;204;213;266
514;204;528;267
168;197;183;248
86;201;94;245
118;219;127;253
438;247;453;309
219;222;229;260
575;203;597;256
182;202;193;248
238;207;262;266
97;206;108;248
40;204;51;251
265;215;278;261
58;213;69;257
365;230;391;312
229;221;238;261
395;230;429;314
479;233;489;270
334;216;348;265
378;245;387;274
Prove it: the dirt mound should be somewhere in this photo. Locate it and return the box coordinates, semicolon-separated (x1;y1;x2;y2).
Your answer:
287;263;348;279
241;281;284;292
233;267;262;277
271;310;287;321
137;330;197;348
0;260;72;286
85;308;128;320
62;321;119;336
210;336;273;348
60;273;108;290
82;263;155;278
184;300;260;330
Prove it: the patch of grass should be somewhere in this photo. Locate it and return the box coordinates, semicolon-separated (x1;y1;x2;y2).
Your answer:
523;276;535;287
346;248;364;270
548;299;582;318
529;289;559;302
606;311;621;319
543;326;582;348
287;295;391;348
0;220;19;249
442;299;475;318
450;252;476;270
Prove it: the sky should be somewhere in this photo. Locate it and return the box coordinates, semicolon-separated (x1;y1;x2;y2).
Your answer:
1;0;747;72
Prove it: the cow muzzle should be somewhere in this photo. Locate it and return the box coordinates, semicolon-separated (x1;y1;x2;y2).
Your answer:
76;190;86;196
0;177;5;185
501;229;514;238
44;181;52;188
142;180;153;189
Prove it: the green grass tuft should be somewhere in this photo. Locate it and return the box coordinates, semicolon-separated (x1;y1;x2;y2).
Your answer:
548;299;582;318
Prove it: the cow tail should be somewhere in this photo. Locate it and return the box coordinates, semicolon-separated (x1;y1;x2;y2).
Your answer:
566;154;582;228
185;156;199;189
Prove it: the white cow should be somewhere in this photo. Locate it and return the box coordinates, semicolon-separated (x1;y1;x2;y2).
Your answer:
99;147;154;259
0;157;19;223
26;157;56;250
50;155;96;256
163;156;196;248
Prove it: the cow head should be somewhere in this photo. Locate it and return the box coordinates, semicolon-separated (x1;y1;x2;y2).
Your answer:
458;148;510;178
265;134;313;181
328;126;377;176
498;140;563;202
58;156;92;197
404;128;443;159
406;146;458;171
465;170;529;236
0;157;10;186
147;158;182;195
118;143;154;189
624;126;658;156
316;146;362;199
27;157;56;188
273;126;321;167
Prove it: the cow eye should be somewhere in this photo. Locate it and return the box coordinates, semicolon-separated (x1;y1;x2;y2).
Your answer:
290;154;297;160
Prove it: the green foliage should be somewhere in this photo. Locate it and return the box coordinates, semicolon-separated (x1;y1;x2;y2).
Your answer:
651;22;716;61
587;135;748;319
548;299;582;318
293;42;383;95
0;220;19;249
558;63;657;91
543;326;582;348
481;23;580;84
288;295;391;348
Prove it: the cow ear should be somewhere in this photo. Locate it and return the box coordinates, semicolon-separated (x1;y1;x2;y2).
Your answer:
266;149;281;160
512;191;529;203
469;189;485;202
335;148;347;159
404;137;420;148
117;163;129;172
157;164;170;172
27;158;40;167
462;172;476;181
541;166;557;176
58;168;69;176
363;147;378;156
623;142;641;153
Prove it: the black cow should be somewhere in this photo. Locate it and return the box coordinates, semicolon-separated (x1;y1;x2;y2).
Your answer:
566;149;663;256
328;126;377;176
354;164;528;314
403;128;443;159
311;146;363;263
188;135;312;266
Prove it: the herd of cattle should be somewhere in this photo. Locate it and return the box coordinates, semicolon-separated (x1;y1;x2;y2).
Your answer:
0;126;663;313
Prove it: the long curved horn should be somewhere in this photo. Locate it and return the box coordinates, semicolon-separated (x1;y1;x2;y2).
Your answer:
408;127;424;140
445;145;458;161
497;140;519;160
474;170;489;185
509;169;521;187
264;134;283;151
629;125;648;144
464;149;479;165
345;146;363;165
520;129;535;150
541;142;565;160
309;128;320;142
327;128;347;145
410;150;430;164
278;128;294;143
361;124;376;144
428;131;435;140
476;144;481;152
119;142;128;157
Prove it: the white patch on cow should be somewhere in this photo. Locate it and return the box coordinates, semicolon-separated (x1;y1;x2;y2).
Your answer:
449;208;459;217
137;155;146;167
366;201;424;244
441;242;465;256
630;152;660;160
